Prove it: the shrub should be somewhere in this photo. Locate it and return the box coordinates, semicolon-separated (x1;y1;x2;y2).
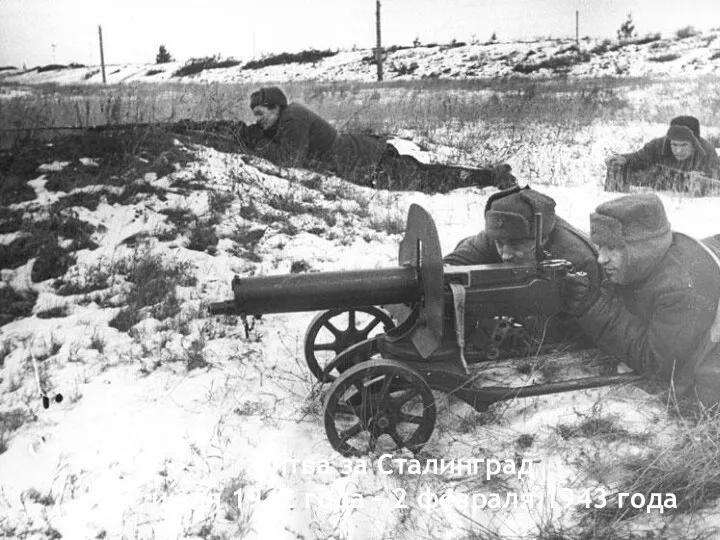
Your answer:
172;56;241;77
676;25;698;39
54;261;112;296
156;45;173;64
590;39;613;55
242;48;337;70
1;409;34;454
145;69;164;76
36;305;70;319
442;39;466;49
36;64;68;73
0;66;17;72
389;62;419;76
710;51;720;61
31;238;75;282
634;32;662;45
649;53;681;63
513;52;591;74
109;252;195;332
0;208;26;234
187;223;219;254
0;175;36;205
0;287;38;327
617;14;636;40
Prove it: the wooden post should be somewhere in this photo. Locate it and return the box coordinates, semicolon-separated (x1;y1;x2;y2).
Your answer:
575;11;579;45
375;0;383;81
98;25;107;84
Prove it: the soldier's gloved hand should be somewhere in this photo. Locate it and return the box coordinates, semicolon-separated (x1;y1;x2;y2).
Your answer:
605;155;627;168
491;164;517;189
561;272;600;317
238;122;264;149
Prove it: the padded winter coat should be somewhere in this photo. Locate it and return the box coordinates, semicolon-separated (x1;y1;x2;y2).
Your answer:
622;136;720;178
578;233;720;406
253;103;386;181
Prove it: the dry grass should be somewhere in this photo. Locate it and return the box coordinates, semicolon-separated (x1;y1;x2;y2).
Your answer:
3;76;719;147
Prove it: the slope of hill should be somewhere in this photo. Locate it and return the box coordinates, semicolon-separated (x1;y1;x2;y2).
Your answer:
2;120;720;539
2;30;720;86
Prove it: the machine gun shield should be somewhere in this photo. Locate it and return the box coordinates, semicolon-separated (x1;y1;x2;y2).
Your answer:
398;204;444;358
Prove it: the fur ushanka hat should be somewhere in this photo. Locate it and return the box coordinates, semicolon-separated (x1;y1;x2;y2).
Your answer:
250;87;288;110
590;193;673;284
484;186;556;241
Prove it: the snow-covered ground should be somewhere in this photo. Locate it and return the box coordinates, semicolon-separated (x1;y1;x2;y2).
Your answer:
1;119;720;538
2;29;720;86
2;29;720;540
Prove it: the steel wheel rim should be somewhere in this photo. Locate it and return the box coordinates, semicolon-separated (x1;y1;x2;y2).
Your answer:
304;307;395;382
324;359;436;457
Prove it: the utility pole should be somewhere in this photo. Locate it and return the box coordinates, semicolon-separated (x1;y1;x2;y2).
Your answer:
575;10;579;45
98;25;107;84
375;0;383;81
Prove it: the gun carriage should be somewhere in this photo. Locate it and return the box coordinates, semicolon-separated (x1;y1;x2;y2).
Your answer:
209;204;641;457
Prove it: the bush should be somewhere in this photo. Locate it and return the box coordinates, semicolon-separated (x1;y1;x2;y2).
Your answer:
676;25;698;39
36;64;68;73
0;287;38;327
513;51;591;74
36;305;70;319
242;49;337;70
0;66;17;72
109;252;195;332
442;39;467;49
156;45;173;64
649;53;681;63
590;39;613;55
145;69;164;76
711;51;720;61
617;14;636;40
172;56;241;77
389;62;419;76
187;223;219;254
634;32;662;45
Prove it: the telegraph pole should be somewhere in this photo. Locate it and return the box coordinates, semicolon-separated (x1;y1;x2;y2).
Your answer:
575;11;579;45
98;25;107;84
375;0;383;81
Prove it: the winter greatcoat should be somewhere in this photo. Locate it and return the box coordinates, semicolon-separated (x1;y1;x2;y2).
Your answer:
251;102;516;192
622;134;720;184
577;233;720;406
253;102;387;180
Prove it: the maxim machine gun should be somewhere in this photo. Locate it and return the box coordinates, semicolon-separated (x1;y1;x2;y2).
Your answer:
209;204;640;457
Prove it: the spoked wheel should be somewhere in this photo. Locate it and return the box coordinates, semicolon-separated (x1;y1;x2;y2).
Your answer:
304;307;395;383
324;359;436;457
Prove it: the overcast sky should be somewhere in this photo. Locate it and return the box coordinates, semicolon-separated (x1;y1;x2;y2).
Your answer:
1;0;719;67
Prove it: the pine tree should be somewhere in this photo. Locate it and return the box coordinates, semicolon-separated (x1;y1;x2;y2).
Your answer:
617;14;636;41
156;45;173;64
